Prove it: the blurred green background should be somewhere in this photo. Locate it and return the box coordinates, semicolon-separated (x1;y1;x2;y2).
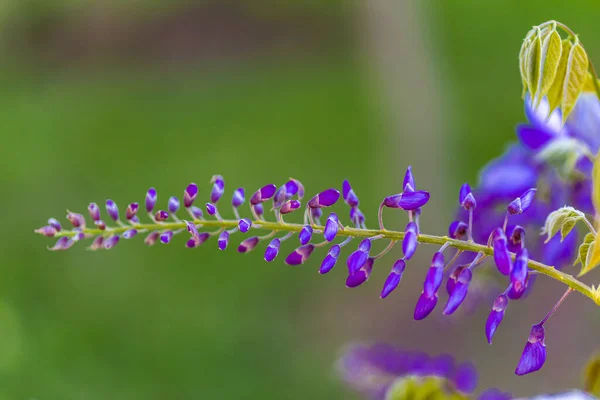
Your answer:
2;0;600;398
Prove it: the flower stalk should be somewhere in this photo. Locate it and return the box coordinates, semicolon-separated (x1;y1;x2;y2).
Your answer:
42;217;597;304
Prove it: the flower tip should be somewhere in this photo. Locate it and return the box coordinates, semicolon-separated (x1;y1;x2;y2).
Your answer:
414;292;437;320
515;324;546;376
184;183;199;208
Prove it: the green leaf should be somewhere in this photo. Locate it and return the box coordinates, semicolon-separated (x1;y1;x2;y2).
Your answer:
546;40;572;114
534;23;562;109
583;233;600;276
584;354;600;396
519;28;537;98
525;29;542;101
562;37;589;123
542;206;586;243
574;232;595;270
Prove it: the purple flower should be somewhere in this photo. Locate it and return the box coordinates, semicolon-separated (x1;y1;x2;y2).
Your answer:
287;178;304;199
89;236;104;251
105;200;119;221
48;218;62;231
254;203;264;217
383;191;430;210
509;225;526;250
319;244;341;274
515;324;546;375
346;258;374;288
35;225;57;237
190;206;203;219
510;248;529;295
218;231;229;250
414;292;438;320
48;236;74;251
104;235;120;249
342;180;359;207
250;184;277;205
402;222;418;260
264;238;281;262
160;231;173;244
459;184;476;210
299;225;313;245
380;259;406;298
88;203;101;221
280;200;301;214
443;267;472;315
478;389;512;400
507;188;536;215
492;228;511;275
485;294;508;344
144;231;160;246
206;203;217;216
324;213;339;242
94;220;107;230
285;244;315;265
232;188;245;208
347;239;371;275
154;210;169;221
123;229;138;239
210;175;225;203
349;208;365;225
308;188;340;208
423;252;444;297
168;197;180;213
452;361;478;394
126;202;139;220
66;211;85;228
448;221;468;239
238;237;260;253
403;165;415;192
238;218;252;233
184;183;198;208
146;187;157;212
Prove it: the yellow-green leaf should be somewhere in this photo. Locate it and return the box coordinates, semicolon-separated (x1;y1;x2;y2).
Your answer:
542;206;586;243
582;71;599;93
519;28;537;98
582;233;600;276
574;232;595;268
534;25;562;108
562;38;589;123
547;40;572;113
583;354;600;396
526;29;542;101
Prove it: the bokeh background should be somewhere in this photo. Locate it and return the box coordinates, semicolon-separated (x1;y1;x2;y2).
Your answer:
2;0;600;398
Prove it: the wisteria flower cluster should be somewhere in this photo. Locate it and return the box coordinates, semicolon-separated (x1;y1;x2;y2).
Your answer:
35;20;600;378
337;343;600;400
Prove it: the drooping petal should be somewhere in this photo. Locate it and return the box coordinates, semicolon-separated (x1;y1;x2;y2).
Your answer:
414;292;438;320
485;294;508;344
380;259;406;298
324;213;339;242
515;324;546;375
443;268;472;315
402;222;418;260
264;238;281;262
218;231;229;250
238;236;260;253
299;225;313;245
285;244;315;265
308;188;340;208
184;183;198;208
346;258;374;288
319;244;341;274
492;228;512;275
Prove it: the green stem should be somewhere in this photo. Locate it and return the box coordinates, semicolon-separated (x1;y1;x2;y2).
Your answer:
45;218;598;304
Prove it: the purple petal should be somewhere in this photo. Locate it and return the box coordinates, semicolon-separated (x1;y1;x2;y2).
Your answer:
459;183;472;205
403;165;415;192
238;218;252;233
342;180;360;207
448;221;468;239
88;203;101;221
48;218;62;231
104;235;120;249
384;191;430;210
319;245;341;274
218;231;229;250
35;225;57;237
48;236;74;251
250;184;277;205
443;268;472;315
478;388;512;400
492;229;511;275
516;124;555;150
206;203;217;216
380;260;406;299
160;231;174;244
154;210;169;221
485;294;508;344
254;203;264;216
66;211;86;228
232;187;245;208
414;292;437;320
358;239;372;252
510;248;529;293
146;187;157;212
346;258;374;288
144;231;160;246
264;238;281;262
324;213;339;242
168;197;180;213
89;236;104;250
515;324;546;375
349;208;365;225
285;244;315;265
126;202;139;220
402;223;418;260
519;188;536;212
238;237;260;253
210;175;225;203
347;249;369;275
280;200;301;214
190;206;203;219
299;225;313;245
184;183;198;208
453;361;478;394
123;229;138;239
308;188;340;208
